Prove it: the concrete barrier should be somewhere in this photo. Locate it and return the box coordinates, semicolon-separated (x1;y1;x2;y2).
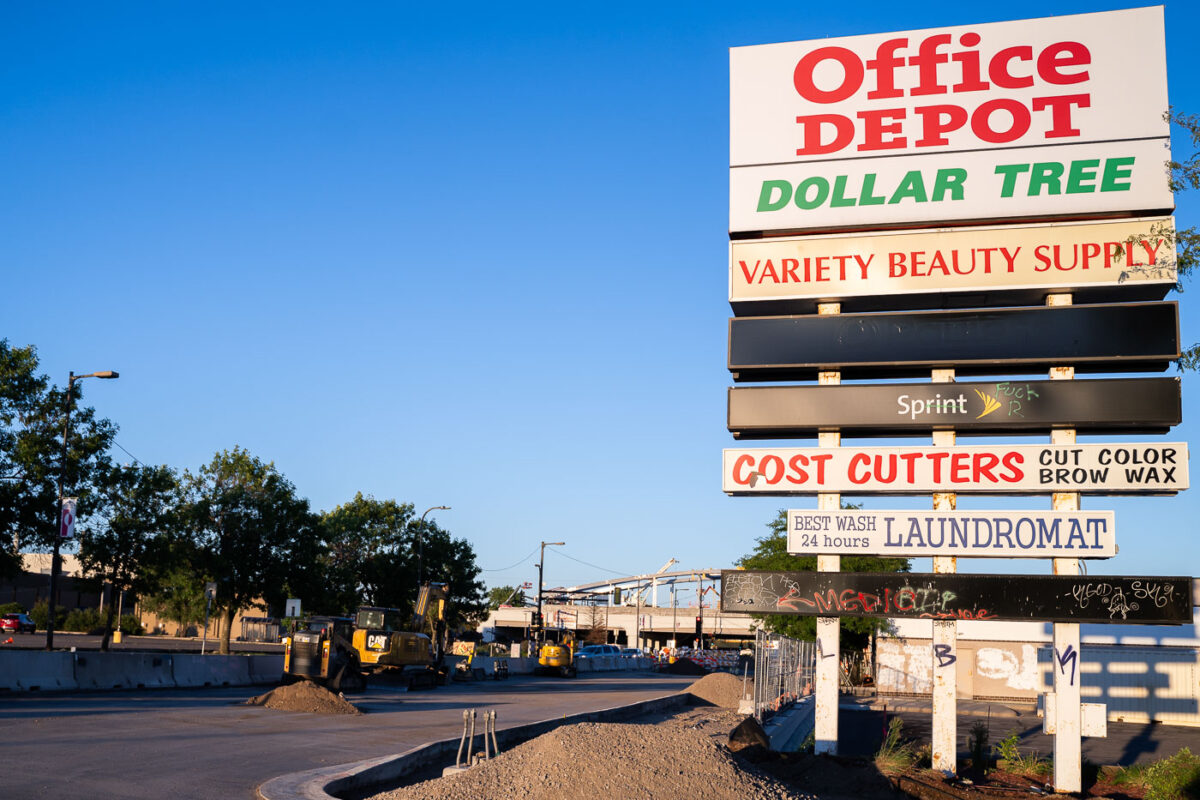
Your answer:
248;654;284;685
0;651;77;691
173;654;254;687
75;652;174;690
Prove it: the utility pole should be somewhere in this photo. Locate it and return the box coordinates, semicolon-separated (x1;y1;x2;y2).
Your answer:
535;541;565;635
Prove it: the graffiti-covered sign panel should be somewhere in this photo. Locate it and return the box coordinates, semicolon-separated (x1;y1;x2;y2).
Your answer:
720;571;1192;624
727;378;1181;438
729;218;1176;313
785;510;1115;558
728;302;1179;380
722;443;1189;495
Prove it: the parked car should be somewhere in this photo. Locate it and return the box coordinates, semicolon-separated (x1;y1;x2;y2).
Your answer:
575;644;620;660
620;648;642;659
0;612;36;634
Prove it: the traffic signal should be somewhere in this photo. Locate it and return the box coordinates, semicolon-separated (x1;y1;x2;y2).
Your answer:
695;616;702;637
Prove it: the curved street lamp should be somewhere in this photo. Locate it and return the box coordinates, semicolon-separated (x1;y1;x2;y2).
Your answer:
46;370;119;651
415;505;450;585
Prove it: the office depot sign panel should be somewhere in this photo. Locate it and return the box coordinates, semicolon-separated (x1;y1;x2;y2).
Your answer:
786;510;1116;558
730;217;1176;310
722;443;1188;495
729;7;1167;167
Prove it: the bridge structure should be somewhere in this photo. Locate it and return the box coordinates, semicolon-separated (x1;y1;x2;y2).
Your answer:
482;567;759;650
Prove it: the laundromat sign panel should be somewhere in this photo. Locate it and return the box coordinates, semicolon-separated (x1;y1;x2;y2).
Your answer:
785;510;1116;558
729;217;1176;307
722;443;1189;495
730;7;1168;167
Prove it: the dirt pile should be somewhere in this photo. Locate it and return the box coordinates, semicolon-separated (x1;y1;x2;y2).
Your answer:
246;680;362;715
688;672;753;709
367;708;812;800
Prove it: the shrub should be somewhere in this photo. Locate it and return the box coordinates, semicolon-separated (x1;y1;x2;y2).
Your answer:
994;729;1051;777
1145;748;1200;800
0;601;25;615
30;600;67;630
62;607;102;633
118;614;143;636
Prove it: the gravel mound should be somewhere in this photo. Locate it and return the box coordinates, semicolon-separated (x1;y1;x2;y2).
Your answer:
367;709;810;800
665;657;708;675
245;679;362;715
687;672;753;709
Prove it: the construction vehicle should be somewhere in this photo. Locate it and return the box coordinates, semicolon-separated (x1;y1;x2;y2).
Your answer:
282;615;367;692
535;628;576;678
351;583;450;690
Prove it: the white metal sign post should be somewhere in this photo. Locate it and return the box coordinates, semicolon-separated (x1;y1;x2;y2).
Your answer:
816;302;841;755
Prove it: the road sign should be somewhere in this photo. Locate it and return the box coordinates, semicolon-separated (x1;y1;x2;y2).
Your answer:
723;443;1188;495
720;571;1192;624
728;378;1181;439
729;302;1179;381
785;509;1115;558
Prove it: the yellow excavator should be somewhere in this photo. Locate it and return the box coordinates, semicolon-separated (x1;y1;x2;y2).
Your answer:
282;615;367;691
351;583;449;689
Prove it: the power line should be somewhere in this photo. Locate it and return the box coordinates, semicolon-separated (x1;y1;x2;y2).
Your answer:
111;440;146;466
479;546;539;572
549;548;629;577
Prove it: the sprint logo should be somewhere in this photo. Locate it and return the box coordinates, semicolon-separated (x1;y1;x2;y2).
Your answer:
896;389;1005;420
974;389;1002;419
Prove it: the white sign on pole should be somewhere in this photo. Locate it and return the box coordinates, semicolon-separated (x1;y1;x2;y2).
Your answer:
730;217;1176;306
786;509;1115;557
730;7;1167;167
723;443;1188;495
729;7;1171;234
285;598;301;618
59;497;77;539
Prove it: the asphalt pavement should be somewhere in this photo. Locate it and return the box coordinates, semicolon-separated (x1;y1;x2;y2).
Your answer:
0;671;694;800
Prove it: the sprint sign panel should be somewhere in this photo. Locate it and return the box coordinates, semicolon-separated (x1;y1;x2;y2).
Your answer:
729;7;1168;167
722;443;1188;495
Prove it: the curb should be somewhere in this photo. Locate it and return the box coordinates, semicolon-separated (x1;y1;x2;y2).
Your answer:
256;691;693;800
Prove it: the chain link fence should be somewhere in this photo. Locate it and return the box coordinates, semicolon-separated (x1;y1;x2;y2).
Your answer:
752;629;816;723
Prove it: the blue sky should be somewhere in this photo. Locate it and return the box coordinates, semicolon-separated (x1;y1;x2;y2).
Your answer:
3;1;1198;602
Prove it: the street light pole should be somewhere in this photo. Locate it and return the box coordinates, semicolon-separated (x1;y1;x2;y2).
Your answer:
46;370;118;651
535;541;565;633
415;505;449;585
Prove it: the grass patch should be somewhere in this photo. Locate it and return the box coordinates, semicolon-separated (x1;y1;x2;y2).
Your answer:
1144;748;1200;800
875;717;917;776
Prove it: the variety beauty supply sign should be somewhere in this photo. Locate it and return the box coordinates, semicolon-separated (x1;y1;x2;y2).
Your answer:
729;217;1176;309
729;7;1172;233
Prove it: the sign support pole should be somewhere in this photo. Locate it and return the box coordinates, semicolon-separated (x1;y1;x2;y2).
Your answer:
931;368;957;774
815;302;841;755
1049;295;1083;793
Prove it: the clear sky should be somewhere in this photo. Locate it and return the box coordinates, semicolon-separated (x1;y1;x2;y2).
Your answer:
3;1;1198;603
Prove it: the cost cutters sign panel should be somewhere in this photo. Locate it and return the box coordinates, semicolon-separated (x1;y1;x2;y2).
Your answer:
730;217;1176;307
730;7;1167;166
786;510;1116;558
729;7;1171;233
722;443;1189;495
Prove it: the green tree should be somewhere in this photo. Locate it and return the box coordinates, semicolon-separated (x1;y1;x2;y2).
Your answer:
180;447;321;654
320;493;486;631
487;584;526;609
736;507;910;651
0;341;116;577
140;554;208;636
320;493;415;612
77;463;178;650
